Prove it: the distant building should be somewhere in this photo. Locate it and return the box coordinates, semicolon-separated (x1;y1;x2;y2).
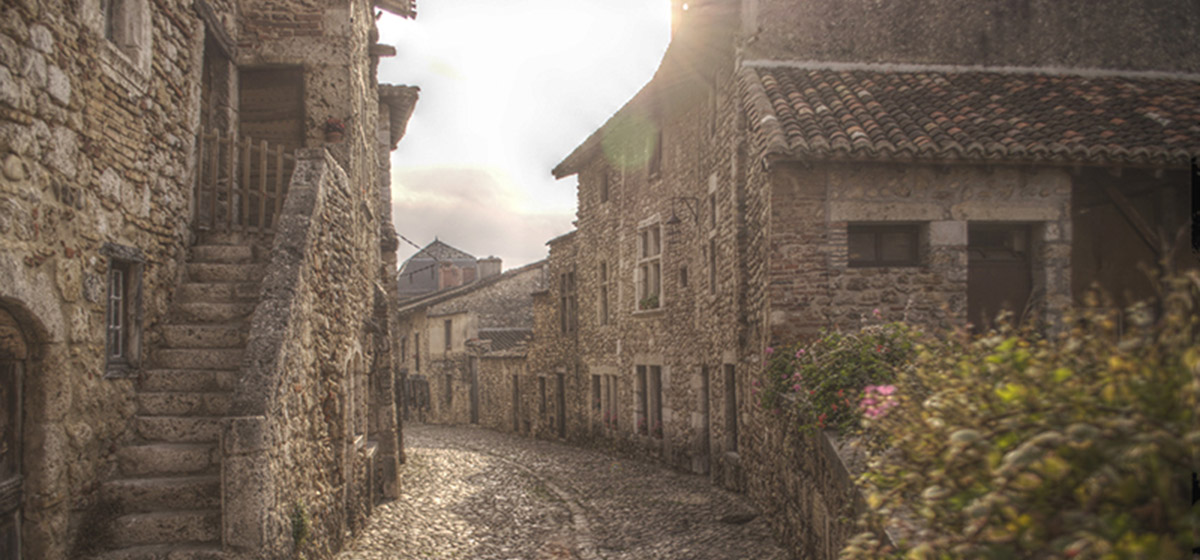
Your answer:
396;239;504;299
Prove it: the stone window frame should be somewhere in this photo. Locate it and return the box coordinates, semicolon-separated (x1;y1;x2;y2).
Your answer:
707;174;720;295
414;333;420;372
635;220;663;311
647;129;663;179
847;223;922;268
86;0;153;93
443;319;452;351
103;243;144;378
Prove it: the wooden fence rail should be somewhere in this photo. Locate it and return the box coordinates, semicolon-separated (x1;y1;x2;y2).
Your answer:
194;129;295;234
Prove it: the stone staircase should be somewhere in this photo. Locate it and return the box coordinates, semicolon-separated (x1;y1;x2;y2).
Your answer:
96;234;267;560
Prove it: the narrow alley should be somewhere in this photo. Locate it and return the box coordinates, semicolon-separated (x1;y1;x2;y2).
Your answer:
337;425;789;559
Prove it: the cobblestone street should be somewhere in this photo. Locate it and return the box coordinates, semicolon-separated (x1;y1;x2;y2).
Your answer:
337;425;789;559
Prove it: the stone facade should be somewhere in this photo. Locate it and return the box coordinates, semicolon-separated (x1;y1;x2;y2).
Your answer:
0;0;417;555
396;261;546;430
539;1;1200;558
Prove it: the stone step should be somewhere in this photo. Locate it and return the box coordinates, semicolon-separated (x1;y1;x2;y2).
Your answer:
149;348;244;371
190;244;255;264
137;392;232;416
93;543;227;560
160;324;247;349
109;510;221;549
176;282;260;304
117;443;219;477
186;262;265;283
136;416;223;443
139;369;235;393
171;303;252;324
104;475;221;512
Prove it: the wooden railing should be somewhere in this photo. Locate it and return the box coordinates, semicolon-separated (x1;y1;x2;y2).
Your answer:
194;129;295;233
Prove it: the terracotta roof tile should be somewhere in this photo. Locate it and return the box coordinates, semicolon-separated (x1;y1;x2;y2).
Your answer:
740;65;1200;166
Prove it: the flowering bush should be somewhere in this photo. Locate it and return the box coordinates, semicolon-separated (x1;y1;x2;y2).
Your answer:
758;318;919;434
842;272;1200;559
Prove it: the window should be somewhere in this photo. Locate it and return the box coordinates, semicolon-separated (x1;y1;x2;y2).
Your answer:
414;333;420;372
99;0;149;66
592;375;602;417
104;246;143;374
708;239;718;294
648;129;663;177
848;224;920;267
724;364;738;452
400;336;407;363
637;225;662;310
599;171;610;204
560;271;577;333
679;266;688;288
599;262;609;325
444;319;452;351
604;374;618;430
444;374;453;407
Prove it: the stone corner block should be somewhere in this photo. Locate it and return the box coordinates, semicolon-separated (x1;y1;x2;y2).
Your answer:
928;220;967;246
223;415;271;455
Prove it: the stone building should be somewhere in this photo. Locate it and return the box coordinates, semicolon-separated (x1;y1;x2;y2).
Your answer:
541;0;1200;558
395;260;545;430
396;238;503;299
0;0;418;556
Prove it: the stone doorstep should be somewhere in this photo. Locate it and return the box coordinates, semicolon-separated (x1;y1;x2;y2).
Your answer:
185;262;266;283
159;324;248;349
135;416;224;443
149;348;244;370
189;244;255;264
175;282;261;304
93;543;227;560
136;392;232;416
108;510;221;548
139;369;236;393
170;302;254;324
116;443;219;478
103;475;221;512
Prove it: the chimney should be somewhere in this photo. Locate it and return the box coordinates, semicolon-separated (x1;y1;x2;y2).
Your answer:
478;257;502;279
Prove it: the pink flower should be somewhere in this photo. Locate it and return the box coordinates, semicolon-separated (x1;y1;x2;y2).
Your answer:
877;384;896;396
864;385;877;393
765;347;774;355
872;308;882;317
795;349;806;357
752;379;761;387
791;383;802;392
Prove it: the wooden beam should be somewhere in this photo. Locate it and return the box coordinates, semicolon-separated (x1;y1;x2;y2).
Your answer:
1103;184;1162;257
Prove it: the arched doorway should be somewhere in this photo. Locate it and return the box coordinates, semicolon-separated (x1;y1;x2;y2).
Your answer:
0;308;28;559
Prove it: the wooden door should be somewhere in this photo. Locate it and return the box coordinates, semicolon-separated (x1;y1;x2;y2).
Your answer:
238;68;303;229
0;361;20;559
968;225;1033;332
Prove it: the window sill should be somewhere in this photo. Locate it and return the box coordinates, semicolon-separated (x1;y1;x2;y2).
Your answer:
632;307;664;318
105;364;138;379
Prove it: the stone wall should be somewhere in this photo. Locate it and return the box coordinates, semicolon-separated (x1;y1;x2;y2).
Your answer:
226;148;393;557
0;0;217;553
746;0;1200;73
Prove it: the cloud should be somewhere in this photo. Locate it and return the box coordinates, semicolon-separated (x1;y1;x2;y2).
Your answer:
391;166;575;268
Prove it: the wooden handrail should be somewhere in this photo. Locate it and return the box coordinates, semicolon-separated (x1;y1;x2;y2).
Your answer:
193;129;296;234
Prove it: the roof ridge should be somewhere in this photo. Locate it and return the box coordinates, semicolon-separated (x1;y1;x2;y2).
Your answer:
740;59;1200;82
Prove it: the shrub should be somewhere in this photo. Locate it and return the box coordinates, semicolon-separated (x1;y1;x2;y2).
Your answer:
841;272;1200;559
757;315;920;434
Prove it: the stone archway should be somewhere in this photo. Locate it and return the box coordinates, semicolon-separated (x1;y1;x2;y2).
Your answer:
0;307;29;559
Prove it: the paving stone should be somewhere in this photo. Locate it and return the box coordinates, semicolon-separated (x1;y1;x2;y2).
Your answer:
337;424;789;560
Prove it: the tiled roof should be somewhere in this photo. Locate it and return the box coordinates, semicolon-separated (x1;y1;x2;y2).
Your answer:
374;0;415;18
407;239;475;262
477;329;532;353
379;85;419;149
739;63;1200;166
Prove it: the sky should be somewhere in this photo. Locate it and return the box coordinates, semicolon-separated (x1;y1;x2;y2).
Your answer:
376;0;672;269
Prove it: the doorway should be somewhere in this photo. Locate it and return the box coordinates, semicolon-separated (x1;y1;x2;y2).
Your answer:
0;308;27;559
968;224;1033;332
468;357;479;425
